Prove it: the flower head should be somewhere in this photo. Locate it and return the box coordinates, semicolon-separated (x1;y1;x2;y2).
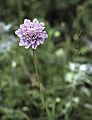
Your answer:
15;18;48;49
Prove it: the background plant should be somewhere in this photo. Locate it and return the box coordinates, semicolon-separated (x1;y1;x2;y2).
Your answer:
0;0;92;120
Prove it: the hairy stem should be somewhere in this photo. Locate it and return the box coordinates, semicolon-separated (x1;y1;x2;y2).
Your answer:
33;50;53;120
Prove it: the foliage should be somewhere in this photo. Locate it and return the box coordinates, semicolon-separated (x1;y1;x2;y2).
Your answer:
0;0;92;120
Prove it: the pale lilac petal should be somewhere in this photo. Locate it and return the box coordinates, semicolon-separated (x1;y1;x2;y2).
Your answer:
25;44;31;49
38;38;45;44
32;44;37;49
33;18;39;23
24;19;31;26
19;42;23;46
39;22;45;27
33;18;39;26
45;34;48;38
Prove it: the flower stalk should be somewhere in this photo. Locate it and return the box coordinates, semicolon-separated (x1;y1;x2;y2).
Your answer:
33;50;54;120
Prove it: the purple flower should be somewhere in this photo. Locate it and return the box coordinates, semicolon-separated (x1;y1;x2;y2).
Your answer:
15;18;48;49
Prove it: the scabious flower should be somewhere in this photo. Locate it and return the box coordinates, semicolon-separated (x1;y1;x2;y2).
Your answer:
15;18;48;49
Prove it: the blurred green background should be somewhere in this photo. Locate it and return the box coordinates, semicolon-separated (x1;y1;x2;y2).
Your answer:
0;0;92;120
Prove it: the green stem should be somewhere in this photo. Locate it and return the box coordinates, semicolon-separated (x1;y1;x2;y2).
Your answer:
65;30;82;120
33;50;39;86
32;50;53;120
